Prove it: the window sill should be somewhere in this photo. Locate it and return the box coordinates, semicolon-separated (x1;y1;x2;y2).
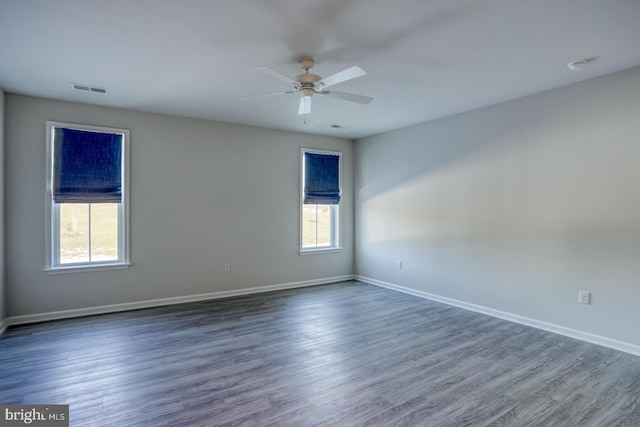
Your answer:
299;247;344;255
44;262;132;275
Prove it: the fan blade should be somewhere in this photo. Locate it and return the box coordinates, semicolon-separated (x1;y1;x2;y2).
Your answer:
255;65;297;86
298;96;312;115
319;91;373;105
240;91;295;99
318;66;366;89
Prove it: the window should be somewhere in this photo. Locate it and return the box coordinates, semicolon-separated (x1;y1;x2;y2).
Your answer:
45;121;130;272
300;149;341;252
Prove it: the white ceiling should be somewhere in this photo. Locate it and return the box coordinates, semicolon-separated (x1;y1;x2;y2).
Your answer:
1;0;639;139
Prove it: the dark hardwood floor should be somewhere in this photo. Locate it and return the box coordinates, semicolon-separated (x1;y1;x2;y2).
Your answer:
1;281;639;426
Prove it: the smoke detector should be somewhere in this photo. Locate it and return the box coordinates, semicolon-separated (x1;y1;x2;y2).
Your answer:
567;57;598;71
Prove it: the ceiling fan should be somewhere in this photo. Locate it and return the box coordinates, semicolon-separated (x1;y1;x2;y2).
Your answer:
243;58;373;115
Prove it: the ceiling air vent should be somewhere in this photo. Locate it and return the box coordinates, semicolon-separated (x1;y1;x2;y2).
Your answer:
71;83;107;94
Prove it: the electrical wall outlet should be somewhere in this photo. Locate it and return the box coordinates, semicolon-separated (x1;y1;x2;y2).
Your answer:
224;263;231;273
396;260;403;269
578;291;591;305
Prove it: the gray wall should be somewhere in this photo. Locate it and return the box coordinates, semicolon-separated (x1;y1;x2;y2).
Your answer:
355;66;640;347
5;95;354;317
0;88;5;325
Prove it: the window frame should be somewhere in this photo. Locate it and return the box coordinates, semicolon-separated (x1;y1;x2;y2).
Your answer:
44;121;131;273
299;148;343;254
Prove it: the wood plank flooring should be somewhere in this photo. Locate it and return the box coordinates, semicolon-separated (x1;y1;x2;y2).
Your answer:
1;281;639;426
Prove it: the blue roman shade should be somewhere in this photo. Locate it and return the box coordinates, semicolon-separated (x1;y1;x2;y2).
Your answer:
304;152;340;204
53;128;123;203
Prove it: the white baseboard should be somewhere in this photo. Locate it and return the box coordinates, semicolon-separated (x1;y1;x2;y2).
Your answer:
4;275;354;329
356;275;640;357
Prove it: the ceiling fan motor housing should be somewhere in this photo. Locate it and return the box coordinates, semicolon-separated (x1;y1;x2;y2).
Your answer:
296;73;322;97
295;59;322;96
